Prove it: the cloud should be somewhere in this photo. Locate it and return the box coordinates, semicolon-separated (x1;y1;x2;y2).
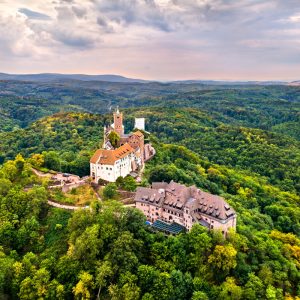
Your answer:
52;29;96;48
18;8;51;20
0;0;300;80
96;0;172;31
72;6;87;18
96;16;114;33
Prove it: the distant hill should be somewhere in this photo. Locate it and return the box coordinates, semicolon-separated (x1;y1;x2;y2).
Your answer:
0;72;293;85
288;81;300;86
172;80;288;85
0;72;148;83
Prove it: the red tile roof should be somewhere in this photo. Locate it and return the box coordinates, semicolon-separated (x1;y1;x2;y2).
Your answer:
90;143;134;165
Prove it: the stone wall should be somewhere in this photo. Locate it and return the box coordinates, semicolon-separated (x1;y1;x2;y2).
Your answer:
61;181;86;193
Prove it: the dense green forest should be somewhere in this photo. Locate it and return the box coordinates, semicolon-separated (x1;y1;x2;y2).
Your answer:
0;144;299;299
1;108;299;192
1;80;299;139
0;80;300;299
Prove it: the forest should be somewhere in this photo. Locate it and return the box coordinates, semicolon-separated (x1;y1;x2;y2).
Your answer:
0;80;299;299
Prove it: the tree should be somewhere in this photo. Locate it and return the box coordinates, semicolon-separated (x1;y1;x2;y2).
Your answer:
0;247;14;296
28;154;44;168
191;291;209;300
152;272;174;300
265;285;279;300
73;272;94;300
170;270;192;300
123;176;137;192
244;273;265;300
219;277;243;300
208;244;237;273
103;183;118;199
0;178;12;196
15;154;25;172
108;131;120;148
138;265;159;294
32;268;51;298
95;261;113;300
1;160;18;181
116;176;125;188
42;151;61;171
18;268;51;299
119;272;140;300
109;231;141;275
189;224;212;269
69;224;102;269
19;277;35;300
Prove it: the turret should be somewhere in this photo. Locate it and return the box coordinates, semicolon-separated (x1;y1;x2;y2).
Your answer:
113;106;124;136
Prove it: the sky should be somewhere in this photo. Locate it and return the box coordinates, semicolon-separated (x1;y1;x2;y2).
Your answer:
0;0;300;81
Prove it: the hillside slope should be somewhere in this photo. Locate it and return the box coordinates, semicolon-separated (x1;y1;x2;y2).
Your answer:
0;81;299;140
0;108;299;193
0;107;300;298
0;72;147;83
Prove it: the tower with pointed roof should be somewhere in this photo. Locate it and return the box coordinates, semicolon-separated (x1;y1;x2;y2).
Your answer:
113;106;124;136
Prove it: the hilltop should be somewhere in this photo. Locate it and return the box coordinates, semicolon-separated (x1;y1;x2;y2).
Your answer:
0;72;148;83
1;108;299;192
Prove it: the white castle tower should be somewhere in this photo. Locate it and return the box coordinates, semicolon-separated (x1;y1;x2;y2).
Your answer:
134;118;145;131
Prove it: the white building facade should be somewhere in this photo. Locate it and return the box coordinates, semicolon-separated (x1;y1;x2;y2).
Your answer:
90;143;135;183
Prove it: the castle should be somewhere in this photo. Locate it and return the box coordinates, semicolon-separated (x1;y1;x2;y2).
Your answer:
90;108;155;183
135;181;236;235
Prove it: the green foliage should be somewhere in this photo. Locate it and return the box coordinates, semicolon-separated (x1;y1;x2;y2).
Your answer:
0;156;300;298
116;176;137;192
0;81;300;299
108;131;120;148
103;183;118;199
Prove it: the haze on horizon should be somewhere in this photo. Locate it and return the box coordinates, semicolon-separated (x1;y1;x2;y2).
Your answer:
1;0;300;81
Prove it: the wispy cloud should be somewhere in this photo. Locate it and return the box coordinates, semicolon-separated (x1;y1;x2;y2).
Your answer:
18;8;51;20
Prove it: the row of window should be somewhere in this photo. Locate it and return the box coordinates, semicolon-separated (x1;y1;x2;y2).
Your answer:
97;166;113;171
163;208;183;217
116;157;128;164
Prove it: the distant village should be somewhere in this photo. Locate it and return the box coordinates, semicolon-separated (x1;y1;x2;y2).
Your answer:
90;108;236;236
